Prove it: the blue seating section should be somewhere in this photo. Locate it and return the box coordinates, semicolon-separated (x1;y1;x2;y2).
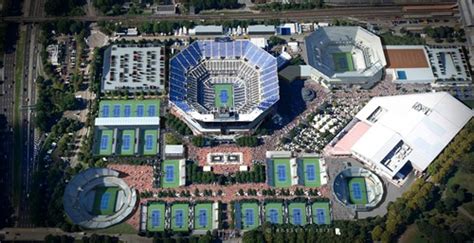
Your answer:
169;40;279;113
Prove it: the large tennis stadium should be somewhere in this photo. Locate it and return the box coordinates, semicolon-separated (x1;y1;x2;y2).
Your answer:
304;26;387;89
169;39;279;135
63;168;137;228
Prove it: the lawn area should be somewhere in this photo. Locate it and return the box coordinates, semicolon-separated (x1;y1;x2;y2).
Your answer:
398;224;428;243
87;222;137;234
447;169;474;215
12;29;26;206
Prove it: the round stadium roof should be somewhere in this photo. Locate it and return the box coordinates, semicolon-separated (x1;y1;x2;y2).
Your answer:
63;168;137;229
169;40;279;123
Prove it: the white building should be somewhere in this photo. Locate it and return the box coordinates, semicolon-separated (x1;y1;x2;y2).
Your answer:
333;92;472;186
189;25;224;35
101;44;165;93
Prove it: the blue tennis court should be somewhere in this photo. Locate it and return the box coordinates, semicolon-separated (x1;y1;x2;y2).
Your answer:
165;165;174;182
113;105;120;117
306;164;315;181
277;165;286;182
245;209;254;226
100;135;108;150
352;183;362;200
220;90;229;103
137;105;144;117
175;210;184;228
145;135;153;150
293;208;302;225
124;105;131;117
102;105;109;117
122;135;130;150
148;105;156;116
198;209;207;227
269;209;278;224
151;210;161;227
100;193;110;210
316;209;325;224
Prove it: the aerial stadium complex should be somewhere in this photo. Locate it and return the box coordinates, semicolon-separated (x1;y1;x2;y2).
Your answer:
329;92;472;186
304;26;387;89
63;168;137;228
169;39;279;135
333;167;384;211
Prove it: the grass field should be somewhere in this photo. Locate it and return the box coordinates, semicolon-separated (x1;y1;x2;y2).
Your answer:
120;129;136;155
288;202;307;226
88;221;137;234
98;129;114;156
92;187;120;215
161;160;181;188
311;202;331;225
332;52;354;72
194;203;213;231
214;84;233;108
147;202;166;232
348;177;368;205
448;169;474;215
143;129;158;155
264;202;283;224
302;157;321;187
272;158;292;188
241;203;259;230
171;203;189;232
12;29;26;207
99;99;161;117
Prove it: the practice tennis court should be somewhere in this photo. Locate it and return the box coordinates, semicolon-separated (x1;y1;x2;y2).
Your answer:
241;203;259;230
143;130;158;155
194;203;213;230
147;203;166;232
92;187;119;215
98;130;113;155
288;203;307;226
332;52;354;72
171;203;189;232
348;177;368;205
264;203;283;224
120;130;135;155
99;100;161;118
161;160;180;188
302;158;321;187
214;84;234;108
311;202;331;225
272;158;292;188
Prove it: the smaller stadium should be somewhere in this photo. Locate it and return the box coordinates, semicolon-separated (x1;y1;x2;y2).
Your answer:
63;168;137;229
266;151;327;188
332;167;384;211
140;202;219;233
159;159;186;188
304;26;387;89
94;99;161;156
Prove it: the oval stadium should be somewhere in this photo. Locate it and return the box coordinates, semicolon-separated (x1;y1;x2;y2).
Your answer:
332;167;384;211
169;39;279;135
63;168;137;229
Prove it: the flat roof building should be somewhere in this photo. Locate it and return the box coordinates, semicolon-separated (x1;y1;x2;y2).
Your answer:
101;44;165;93
189;25;224;36
247;25;276;35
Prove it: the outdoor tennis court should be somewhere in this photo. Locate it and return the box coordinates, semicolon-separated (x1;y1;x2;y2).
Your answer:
348;177;368;205
272;158;292;188
194;203;213;231
241;203;259;230
147;202;166;232
302;158;321;187
332;52;354;72
265;203;283;224
171;203;189;232
92;187;119;215
143;130;158;155
161;160;180;188
288;203;307;226
311;202;331;225
99;100;161;118
214;84;234;108
98;130;113;155
120;130;135;155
